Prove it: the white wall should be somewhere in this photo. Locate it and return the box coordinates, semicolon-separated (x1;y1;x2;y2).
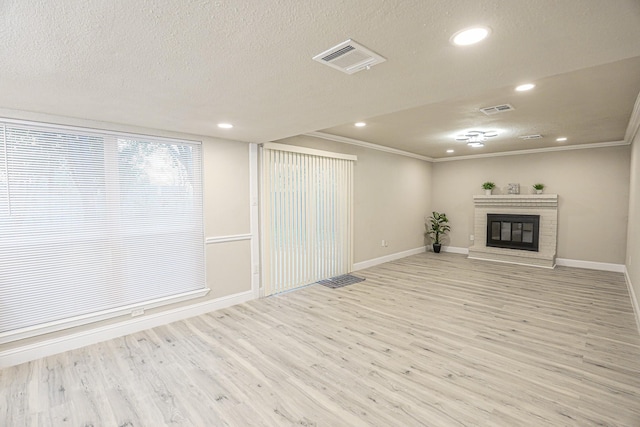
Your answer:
432;146;630;264
202;138;253;298
277;135;432;264
626;130;640;325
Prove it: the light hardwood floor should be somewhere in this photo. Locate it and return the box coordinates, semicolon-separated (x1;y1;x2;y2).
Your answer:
2;253;640;426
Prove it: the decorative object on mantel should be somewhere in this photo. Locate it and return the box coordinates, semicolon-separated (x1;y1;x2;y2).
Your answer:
508;183;520;194
481;181;496;195
425;211;450;253
533;183;545;194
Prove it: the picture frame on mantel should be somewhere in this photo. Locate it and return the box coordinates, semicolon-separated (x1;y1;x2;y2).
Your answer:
508;183;520;194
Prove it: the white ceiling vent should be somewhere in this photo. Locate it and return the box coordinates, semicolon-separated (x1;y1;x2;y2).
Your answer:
313;39;386;75
519;134;543;140
480;104;515;115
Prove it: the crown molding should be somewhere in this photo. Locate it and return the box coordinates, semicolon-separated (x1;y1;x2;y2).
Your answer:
624;91;640;144
305;132;629;164
431;140;629;162
305;132;433;162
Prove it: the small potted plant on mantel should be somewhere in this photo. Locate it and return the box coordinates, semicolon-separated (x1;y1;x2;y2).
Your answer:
533;183;545;194
482;181;496;195
425;211;450;253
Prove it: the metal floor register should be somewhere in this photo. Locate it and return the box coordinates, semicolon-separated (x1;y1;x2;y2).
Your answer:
317;274;366;289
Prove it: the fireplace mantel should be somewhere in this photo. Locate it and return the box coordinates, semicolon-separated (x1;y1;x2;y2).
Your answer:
468;194;558;268
473;194;558;208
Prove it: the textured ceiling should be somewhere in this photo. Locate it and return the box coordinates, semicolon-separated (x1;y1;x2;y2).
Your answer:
320;57;640;158
1;0;640;158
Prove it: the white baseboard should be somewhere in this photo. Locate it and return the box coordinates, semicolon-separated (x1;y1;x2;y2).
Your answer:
555;258;626;273
442;246;469;255
468;255;556;269
441;246;624;273
0;290;255;369
353;246;426;271
624;268;640;336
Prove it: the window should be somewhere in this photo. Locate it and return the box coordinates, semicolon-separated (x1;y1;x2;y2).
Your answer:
0;120;206;342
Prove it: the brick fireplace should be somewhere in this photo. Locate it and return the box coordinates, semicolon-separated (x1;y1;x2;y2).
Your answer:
468;194;558;268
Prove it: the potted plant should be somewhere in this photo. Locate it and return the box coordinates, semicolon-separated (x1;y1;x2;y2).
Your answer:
482;181;496;195
425;211;450;253
533;183;545;194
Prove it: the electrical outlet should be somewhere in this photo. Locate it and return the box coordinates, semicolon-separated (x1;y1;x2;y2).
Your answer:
132;308;145;317
470;235;474;241
381;240;386;247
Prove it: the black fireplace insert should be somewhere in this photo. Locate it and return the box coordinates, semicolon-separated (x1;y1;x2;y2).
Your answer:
486;214;539;251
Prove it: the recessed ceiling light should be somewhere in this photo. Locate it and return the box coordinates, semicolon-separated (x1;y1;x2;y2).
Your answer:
556;137;567;142
217;123;233;129
515;83;535;92
450;26;491;46
446;149;454;153
355;122;366;127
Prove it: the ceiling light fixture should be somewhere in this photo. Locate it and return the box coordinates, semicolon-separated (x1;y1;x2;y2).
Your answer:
355;122;366;127
556;137;567;142
455;130;498;147
446;149;454;153
218;123;233;129
515;83;535;92
450;26;491;46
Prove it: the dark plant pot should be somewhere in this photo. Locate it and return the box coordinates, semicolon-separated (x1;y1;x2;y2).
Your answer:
433;243;442;253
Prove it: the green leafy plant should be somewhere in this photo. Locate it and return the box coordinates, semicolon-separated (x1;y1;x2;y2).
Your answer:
533;183;545;190
482;181;496;190
425;211;451;245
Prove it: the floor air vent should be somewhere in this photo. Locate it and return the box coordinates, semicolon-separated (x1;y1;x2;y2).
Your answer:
480;104;515;115
318;274;365;289
313;39;386;74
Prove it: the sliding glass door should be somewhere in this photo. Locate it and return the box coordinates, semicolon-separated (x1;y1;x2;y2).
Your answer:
260;143;355;296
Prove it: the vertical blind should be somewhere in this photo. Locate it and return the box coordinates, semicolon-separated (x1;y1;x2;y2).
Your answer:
0;120;205;342
261;143;355;296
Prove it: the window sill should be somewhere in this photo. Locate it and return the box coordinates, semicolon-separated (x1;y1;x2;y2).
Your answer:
0;288;210;345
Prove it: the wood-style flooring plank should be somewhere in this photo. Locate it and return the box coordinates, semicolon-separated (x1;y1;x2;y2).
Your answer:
1;252;640;426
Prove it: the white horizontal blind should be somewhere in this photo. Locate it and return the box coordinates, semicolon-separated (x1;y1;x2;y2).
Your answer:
261;144;354;296
0;120;205;340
